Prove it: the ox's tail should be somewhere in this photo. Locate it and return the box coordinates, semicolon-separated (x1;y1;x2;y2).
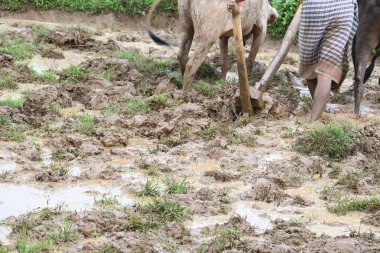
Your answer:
147;0;171;47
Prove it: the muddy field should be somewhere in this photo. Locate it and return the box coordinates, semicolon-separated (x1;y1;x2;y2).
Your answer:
0;13;380;253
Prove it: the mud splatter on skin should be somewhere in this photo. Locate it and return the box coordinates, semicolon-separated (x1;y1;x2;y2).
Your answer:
0;19;380;252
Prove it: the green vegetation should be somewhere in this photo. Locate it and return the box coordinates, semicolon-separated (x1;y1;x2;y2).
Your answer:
141;162;172;177
16;239;52;253
94;194;120;209
0;97;25;108
125;198;188;232
212;226;242;252
37;70;58;85
1;0;177;16
60;66;88;81
138;179;161;197
327;196;380;215
106;99;151;116
0;72;17;90
195;61;218;81
31;25;51;41
161;127;190;148
74;114;97;136
268;0;298;40
195;81;218;99
0;115;25;141
47;221;78;244
0;33;36;60
336;170;365;186
99;244;122;253
295;121;357;161
153;94;169;106
164;177;190;194
116;51;169;79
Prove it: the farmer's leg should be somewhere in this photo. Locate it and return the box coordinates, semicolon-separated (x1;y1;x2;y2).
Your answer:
310;74;331;122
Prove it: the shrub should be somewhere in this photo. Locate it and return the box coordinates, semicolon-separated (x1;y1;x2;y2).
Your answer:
268;0;298;39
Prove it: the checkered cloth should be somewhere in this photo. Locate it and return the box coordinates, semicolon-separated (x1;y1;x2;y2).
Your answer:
299;0;358;86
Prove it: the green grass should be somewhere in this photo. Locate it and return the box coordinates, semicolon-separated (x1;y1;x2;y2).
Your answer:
60;66;87;81
138;179;161;197
0;72;17;90
336;170;365;186
295;121;357;161
0;33;36;60
98;244;122;253
47;221;78;244
153;94;169;106
116;51;169;79
74;114;97;136
0;115;25;141
0;97;25;108
106;100;151;116
125;198;188;232
31;25;51;41
50;103;62;115
164;177;190;194
195;61;218;81
94;194;120;209
195;81;218;99
212;226;242;252
37;70;58;85
16;239;52;253
161;128;190;148
141;162;172;177
1;0;177;16
327;196;380;215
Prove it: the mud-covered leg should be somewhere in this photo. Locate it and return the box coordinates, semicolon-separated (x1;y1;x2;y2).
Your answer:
246;25;266;73
177;1;194;76
354;45;374;114
354;65;366;115
178;29;194;75
183;38;216;90
219;37;230;79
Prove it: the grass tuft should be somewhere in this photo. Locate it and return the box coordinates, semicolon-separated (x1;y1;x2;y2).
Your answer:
16;239;52;253
138;179;161;197
327;196;380;215
0;72;17;90
125;198;188;232
164;177;190;194
116;50;169;79
0;97;25;108
295;121;357;161
0;115;25;141
94;194;120;209
74;114;97;136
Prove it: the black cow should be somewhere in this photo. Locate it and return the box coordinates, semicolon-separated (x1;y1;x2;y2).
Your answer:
353;0;380;114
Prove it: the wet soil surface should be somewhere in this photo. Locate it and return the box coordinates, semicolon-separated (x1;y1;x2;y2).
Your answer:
0;16;380;252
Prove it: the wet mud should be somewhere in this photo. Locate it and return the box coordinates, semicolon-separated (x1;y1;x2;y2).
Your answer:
0;16;380;253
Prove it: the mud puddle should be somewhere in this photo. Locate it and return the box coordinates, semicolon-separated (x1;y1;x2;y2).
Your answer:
28;50;87;74
0;182;133;220
186;178;380;238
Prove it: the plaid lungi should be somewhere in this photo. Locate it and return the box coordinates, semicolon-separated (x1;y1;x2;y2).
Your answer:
299;0;358;86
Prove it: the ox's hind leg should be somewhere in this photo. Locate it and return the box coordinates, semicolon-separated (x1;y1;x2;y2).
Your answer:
177;1;194;75
246;24;266;73
178;28;194;75
219;37;230;79
183;36;217;90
